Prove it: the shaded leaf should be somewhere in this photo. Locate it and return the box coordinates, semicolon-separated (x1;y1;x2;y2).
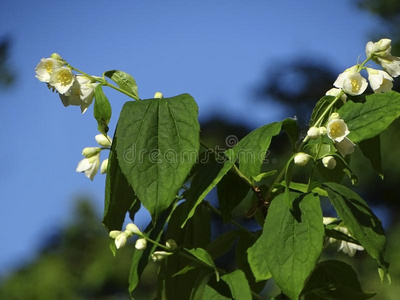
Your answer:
104;70;139;99
221;270;252;300
94;85;112;134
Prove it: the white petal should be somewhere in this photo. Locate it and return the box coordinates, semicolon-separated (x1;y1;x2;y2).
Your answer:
76;158;92;172
335;137;355;156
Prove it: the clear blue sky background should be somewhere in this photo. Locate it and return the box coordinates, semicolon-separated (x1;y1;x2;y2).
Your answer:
0;0;385;273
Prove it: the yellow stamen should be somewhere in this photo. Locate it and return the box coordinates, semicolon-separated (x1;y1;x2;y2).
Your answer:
45;61;53;73
57;70;73;86
351;79;360;93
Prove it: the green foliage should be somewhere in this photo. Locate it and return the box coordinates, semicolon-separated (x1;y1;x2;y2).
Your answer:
116;94;200;219
104;70;139;100
248;193;324;299
339;91;400;143
221;270;252;300
94;85;112;135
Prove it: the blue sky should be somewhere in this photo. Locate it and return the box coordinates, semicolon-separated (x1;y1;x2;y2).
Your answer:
0;0;385;273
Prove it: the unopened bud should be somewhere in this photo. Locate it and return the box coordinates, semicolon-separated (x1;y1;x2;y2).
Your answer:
95;134;112;147
165;239;177;250
376;39;391;53
126;223;142;235
82;147;101;158
319;127;327;135
294;152;311;167
322;156;337;169
154;92;163;99
151;251;173;262
115;232;128;249
323;217;337;225
135;238;147;250
100;159;108;174
307;126;320;140
50;53;63;61
109;230;121;239
329;113;340;121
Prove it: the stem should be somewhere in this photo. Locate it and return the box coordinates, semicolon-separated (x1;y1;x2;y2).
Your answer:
307;137;324;192
203;201;256;238
103;80;140;101
313;93;343;127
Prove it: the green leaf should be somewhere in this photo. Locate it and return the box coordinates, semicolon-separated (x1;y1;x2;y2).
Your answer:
165;202;211;300
317;153;358;185
221;270;252;300
248;192;324;299
129;208;172;295
94;85;112;135
103;132;136;231
206;230;240;260
202;285;230;300
309;96;335;126
217;169;251;222
359;135;383;179
233;122;282;179
324;183;388;270
185;248;219;281
104;70;139;99
116;94;200;219
190;270;214;300
182;152;236;227
302;260;376;299
324;228;360;245
281;181;328;197
252;170;277;182
338;91;400;143
282;118;299;151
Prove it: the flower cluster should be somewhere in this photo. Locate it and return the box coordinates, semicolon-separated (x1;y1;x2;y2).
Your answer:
323;217;364;257
76;134;111;180
35;53;98;113
328;38;400;97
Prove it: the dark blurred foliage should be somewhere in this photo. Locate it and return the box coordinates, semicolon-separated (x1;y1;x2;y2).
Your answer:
0;36;15;88
0;199;158;300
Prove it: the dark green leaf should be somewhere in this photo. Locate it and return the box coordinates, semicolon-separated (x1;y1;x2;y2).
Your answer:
302;260;376;299
94;85;112;134
359;135;383;179
104;70;139;99
207;230;240;260
221;270;252;300
338;91;400;143
252;170;277;182
309;96;335;126
103;132;136;231
185;248;219;281
116;94;200;219
190;270;214;300
282;118;299;151
217;169;251;222
202;285;230;300
248;193;324;299
324;183;388;271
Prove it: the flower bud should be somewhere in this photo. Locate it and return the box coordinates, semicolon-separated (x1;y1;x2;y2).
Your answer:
319;127;327;135
322;217;337;225
126;223;142;235
100;159;108;174
154;92;163;99
375;39;392;54
115;232;128;249
135;238;147;251
322;156;337;169
165;239;177;250
329;113;340;121
50;53;63;61
307;126;320;140
294;153;311;167
151;251;173;262
95;134;112;147
109;230;121;239
82;147;101;158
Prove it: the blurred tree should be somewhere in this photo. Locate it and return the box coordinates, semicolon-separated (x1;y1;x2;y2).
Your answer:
0;36;15;88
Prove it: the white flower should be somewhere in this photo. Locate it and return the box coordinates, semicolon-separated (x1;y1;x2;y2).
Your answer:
322;156;337;169
327;118;350;143
82;147;101;158
100;159;108;174
165;239;177;250
334;66;368;96
109;230;121;239
366;68;393;93
76;153;100;181
76;75;97;104
322;217;337;225
95;134;112;147
366;39;392;58
151;251;173;262
294;152;311;166
126;223;142;235
115;232;128;249
49;66;75;94
59;76;97;113
335;226;364;257
335;137;355;157
135;238;147;251
307;127;320;140
377;56;400;78
35;58;63;83
328;113;340;121
325;88;347;102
